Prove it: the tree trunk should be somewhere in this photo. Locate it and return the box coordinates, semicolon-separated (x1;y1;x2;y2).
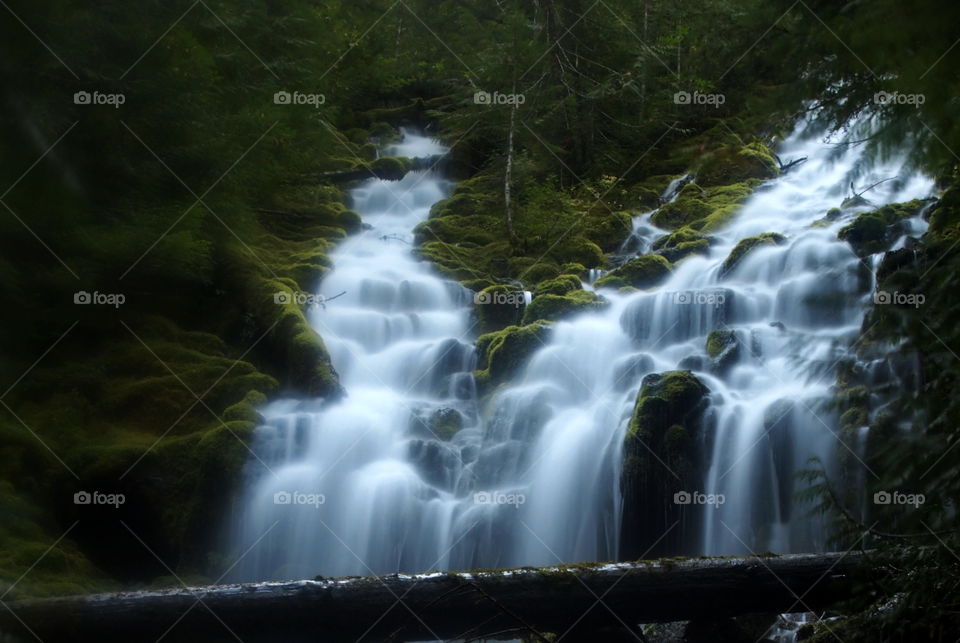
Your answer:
504;99;518;243
0;553;867;642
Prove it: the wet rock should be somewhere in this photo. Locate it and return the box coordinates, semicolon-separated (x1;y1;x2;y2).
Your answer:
720;233;787;277
595;254;673;290
706;329;741;375
613;353;656;390
621;371;711;557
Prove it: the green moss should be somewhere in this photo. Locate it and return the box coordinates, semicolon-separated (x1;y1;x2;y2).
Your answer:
521;261;561;284
534;274;583;296
706;329;741;374
697;141;779;187
651;198;713;230
474;284;526;334
595;254;672;290
561;262;587;276
720;232;787;276
653;227;712;262
627;370;710;440
414;215;497;246
521;290;607;324
838;200;926;256
652;226;705;251
928;189;960;242
474;322;553;389
621;370;711;555
546;235;605;268
367;156;413;180
579;211;634;251
706;330;735;359
427;408;463;440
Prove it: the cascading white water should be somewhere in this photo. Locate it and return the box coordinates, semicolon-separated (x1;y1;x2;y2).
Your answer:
232;119;932;582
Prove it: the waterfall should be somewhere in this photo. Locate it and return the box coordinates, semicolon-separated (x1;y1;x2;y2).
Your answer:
231;120;932;582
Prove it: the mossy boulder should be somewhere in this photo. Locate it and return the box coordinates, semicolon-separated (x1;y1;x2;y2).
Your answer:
521;290;608;324
474;284;526;334
928;189;960;242
259;281;342;398
547;235;605;268
706;329;741;375
651;198;713;230
534;274;582;296
561;262;587;277
367;155;413;180
595;254;672;290
720;232;787;277
652;226;704;251
474;322;552;390
520;261;561;284
697;141;779;187
653;227;712;262
659;239;711;262
580;211;634;251
427;407;463;440
838;200;926;256
414;215;496;246
621;371;711;557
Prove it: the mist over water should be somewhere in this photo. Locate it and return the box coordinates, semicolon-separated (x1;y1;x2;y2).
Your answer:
231;121;932;582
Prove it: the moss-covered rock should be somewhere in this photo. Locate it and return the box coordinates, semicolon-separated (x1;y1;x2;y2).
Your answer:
595;254;672;290
427;407;463;440
653;227;712;262
651;198;713;230
838;200;926;256
928;189;960;242
520;261;561;284
367;155;413;180
621;371;711;557
521;290;608;324
533;274;583;296
580;211;634;251
546;235;605;268
720;232;787;277
414;215;497;246
561;262;587;277
697;141;779;187
706;329;741;375
474;284;526;334
474;322;552;389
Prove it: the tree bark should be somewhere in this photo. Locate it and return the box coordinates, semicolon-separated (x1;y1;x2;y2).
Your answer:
504;99;518;243
0;552;867;642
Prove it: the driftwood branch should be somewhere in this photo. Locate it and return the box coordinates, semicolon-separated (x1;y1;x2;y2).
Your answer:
0;553;869;642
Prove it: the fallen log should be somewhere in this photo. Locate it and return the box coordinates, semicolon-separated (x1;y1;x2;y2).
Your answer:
0;552;867;642
309;154;445;184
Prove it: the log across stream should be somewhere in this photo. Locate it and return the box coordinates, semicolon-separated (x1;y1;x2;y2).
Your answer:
0;552;868;642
